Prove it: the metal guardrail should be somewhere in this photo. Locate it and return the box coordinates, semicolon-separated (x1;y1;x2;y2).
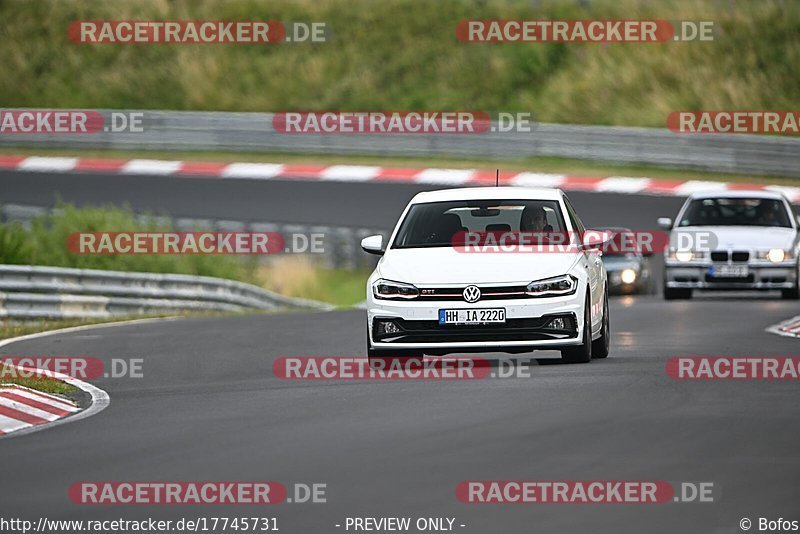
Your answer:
1;109;799;177
0;264;333;320
0;203;388;270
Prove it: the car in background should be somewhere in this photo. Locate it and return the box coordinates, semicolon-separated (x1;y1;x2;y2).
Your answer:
659;190;800;300
361;187;610;363
595;227;654;295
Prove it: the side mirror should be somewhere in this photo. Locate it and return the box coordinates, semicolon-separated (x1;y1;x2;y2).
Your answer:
361;234;385;255
657;217;673;230
582;229;612;251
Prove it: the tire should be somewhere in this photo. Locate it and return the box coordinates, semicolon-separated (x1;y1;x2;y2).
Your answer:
561;292;592;364
663;283;692;300
781;286;800;300
591;289;610;359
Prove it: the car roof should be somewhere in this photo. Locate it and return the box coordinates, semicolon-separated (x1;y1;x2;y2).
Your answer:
409;187;564;204
688;189;788;201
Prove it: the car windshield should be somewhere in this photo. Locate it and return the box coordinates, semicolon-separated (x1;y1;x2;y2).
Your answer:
392;199;567;249
677;197;792;228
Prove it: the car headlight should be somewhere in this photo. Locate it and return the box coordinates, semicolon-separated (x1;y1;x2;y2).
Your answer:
526;275;578;297
620;268;637;284
372;279;419;300
757;249;792;263
669;249;707;262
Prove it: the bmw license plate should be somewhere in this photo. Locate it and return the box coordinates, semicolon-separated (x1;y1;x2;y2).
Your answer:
438;308;506;325
710;264;749;278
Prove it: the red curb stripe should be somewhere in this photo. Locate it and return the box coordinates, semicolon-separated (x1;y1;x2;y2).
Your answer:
0;392;73;417
3;385;77;409
561;176;606;190
644;179;686;192
75;158;127;172
470;170;515;185
725;183;765;191
0;155;26;168
280;164;328;179
178;161;228;175
374;167;423;181
0;404;50;425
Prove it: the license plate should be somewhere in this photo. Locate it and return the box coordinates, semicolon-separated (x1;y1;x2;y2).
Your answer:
711;264;749;278
438;308;506;325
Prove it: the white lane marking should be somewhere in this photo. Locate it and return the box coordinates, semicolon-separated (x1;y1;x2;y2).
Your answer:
121;159;182;175
320;165;381;182
0;386;79;411
674;180;730;195
414;168;476;185
596;177;651;193
0;396;61;421
18;156;79;172
510;172;566;188
0;414;31;433
221;163;285;179
766;315;800;339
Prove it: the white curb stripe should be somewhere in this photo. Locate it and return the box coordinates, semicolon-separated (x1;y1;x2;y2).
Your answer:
510;172;566;188
0;413;31;433
0;396;61;421
321;165;381;181
221;162;285;179
1;386;80;411
121;159;183;175
414;168;476;185
18;156;79;172
596;177;652;193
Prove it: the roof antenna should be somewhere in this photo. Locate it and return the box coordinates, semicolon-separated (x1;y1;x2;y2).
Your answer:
496;169;499;187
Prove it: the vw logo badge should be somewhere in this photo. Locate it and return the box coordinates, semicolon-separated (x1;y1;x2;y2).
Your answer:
462;285;481;303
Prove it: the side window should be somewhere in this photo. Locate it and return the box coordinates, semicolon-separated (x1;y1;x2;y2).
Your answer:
563;196;585;235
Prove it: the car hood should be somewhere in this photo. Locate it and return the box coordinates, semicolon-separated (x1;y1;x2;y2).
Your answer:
671;226;796;250
378;248;581;285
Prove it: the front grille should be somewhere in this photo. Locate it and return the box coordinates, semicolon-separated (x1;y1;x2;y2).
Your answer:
710;251;750;262
373;314;578;343
710;251;728;262
417;284;529;301
705;274;755;284
731;251;750;262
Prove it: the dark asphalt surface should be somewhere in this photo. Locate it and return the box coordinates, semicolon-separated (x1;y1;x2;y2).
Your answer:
1;170;798;533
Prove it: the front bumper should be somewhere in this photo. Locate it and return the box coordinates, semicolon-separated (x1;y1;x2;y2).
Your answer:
664;261;797;290
367;293;584;352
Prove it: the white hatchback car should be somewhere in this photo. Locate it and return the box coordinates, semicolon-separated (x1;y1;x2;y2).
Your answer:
659;190;800;300
361;187;609;363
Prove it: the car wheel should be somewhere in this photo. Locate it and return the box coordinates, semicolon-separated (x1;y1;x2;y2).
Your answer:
561;292;592;364
591;289;610;359
663;283;692;300
781;285;800;299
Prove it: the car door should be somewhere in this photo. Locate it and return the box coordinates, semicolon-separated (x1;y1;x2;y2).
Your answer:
563;196;603;332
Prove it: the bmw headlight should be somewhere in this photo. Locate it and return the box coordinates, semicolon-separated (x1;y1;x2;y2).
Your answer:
372;279;419;300
757;249;792;263
526;275;578;297
669;249;707;262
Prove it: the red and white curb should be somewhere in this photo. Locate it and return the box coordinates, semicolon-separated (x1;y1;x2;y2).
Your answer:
0;384;80;435
2;155;799;203
766;315;800;339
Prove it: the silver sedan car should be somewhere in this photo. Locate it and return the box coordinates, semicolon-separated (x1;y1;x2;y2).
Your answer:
659;190;799;300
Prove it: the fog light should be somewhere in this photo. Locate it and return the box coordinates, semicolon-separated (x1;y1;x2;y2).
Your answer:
620;268;637;284
549;317;566;329
377;320;401;335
